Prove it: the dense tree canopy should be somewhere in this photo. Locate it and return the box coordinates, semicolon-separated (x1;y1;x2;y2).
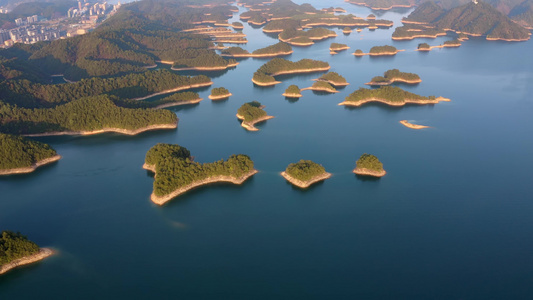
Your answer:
355;154;384;171
345;86;435;103
0;231;40;266
285;160;327;181
370;69;420;83
0;134;57;170
237;101;266;122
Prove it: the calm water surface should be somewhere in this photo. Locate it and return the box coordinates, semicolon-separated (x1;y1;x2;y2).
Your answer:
1;1;533;299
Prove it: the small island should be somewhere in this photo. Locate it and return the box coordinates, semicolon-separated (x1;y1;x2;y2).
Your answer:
209;87;232;100
144;144;257;205
0;134;61;176
353;154;386;177
365;69;421;86
0;231;54;275
134;92;203;109
278;27;337;46
236;101;274;131
339;86;450;107
399;120;431;129
221;42;293;58
330;43;350;54
343;27;352;34
283;85;303;98
417;40;462;52
252;58;330;86
315;72;349;87
302;81;338;93
353;45;402;56
417;43;431;51
281;160;331;188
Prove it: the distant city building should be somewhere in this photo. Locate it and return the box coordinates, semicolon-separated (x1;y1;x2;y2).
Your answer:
15;18;24;26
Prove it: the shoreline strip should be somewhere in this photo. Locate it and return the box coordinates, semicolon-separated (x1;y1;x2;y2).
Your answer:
0;248;54;275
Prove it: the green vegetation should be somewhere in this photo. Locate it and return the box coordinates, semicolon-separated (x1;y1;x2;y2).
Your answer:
285;85;301;95
0;231;40;266
232;21;244;29
344;86;436;103
343;27;352;32
346;0;412;9
279;27;336;43
355;154;384;171
354;49;364;55
444;39;462;46
330;43;348;50
145;143;255;197
221;47;250;56
285;160;327;181
403;1;530;40
211;87;230;96
252;42;292;55
0;69;211;108
392;24;446;39
369;45;398;54
0;95;177;135
263;19;301;32
318;72;347;85
253;58;329;84
418;43;431;50
370;69;420;83
237;101;266;122
0;134;57;170
311;81;336;92
116;91;200;109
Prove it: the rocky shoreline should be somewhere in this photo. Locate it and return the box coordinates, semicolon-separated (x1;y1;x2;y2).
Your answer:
353;168;386;177
281;171;332;188
339;96;450;107
22;123;178;137
131;82;213;101
236;114;275;131
0;248;54;275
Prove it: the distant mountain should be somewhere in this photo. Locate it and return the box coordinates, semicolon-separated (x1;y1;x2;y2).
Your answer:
508;0;533;28
403;1;531;40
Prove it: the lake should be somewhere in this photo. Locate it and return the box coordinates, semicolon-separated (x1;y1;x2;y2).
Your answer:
1;1;533;299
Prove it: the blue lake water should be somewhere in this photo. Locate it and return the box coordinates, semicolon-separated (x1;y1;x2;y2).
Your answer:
1;1;533;299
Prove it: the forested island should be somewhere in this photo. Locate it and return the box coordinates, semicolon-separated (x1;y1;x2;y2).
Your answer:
302;81;338;93
283;85;303;98
0;134;61;175
353;45;402;56
417;39;462;51
392;24;447;40
278;28;337;46
315;72;349;86
330;43;350;54
339;86;450;107
0;95;178;136
281;160;331;188
236;101;274;131
0;231;53;275
353;154;386;177
144;143;257;205
345;0;414;11
209;87;232;100
220;42;293;58
365;69;421;85
252;58;330;86
400;1;531;41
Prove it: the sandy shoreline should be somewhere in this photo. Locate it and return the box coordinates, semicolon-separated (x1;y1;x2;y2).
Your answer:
153;98;203;109
281;171;332;188
252;77;282;86
301;87;339;93
236;114;275;131
0;248;54;275
171;62;239;71
330;46;350;52
353;50;404;56
399;120;430;129
282;92;302;98
346;1;414;10
270;66;331;77
221;51;293;58
22;123;178;137
392;33;446;40
339;96;450;107
209;93;232;100
313;78;350;86
131;82;213;101
353;168;386;177
146;169;259;205
365;78;421;85
0;155;62;176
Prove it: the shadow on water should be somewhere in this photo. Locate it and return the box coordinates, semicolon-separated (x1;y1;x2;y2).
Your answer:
262;31;280;39
355;174;382;182
160;175;257;209
285;97;300;103
342;102;436;113
369;55;397;62
210;97;230;105
0;160;60;182
167;103;201;113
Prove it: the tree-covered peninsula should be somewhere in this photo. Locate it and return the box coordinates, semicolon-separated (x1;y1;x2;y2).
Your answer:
209;87;232;100
221;42;293;58
144;143;257;205
236;101;274;131
252;58;330;86
278;28;337;46
0;70;212;108
316;72;349;86
302;81;338;93
0;134;60;175
401;1;531;41
339;86;450;107
283;85;302;98
330;43;350;54
0;231;53;275
353;154;386;177
353;45;401;56
366;69;421;85
0;95;178;135
281;160;331;188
